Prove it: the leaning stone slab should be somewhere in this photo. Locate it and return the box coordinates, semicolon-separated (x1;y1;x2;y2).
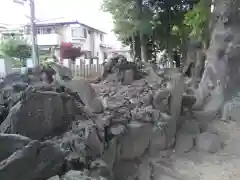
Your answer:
63;79;103;113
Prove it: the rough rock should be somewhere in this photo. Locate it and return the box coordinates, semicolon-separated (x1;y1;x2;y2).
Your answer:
149;127;167;155
0;91;68;140
136;162;152;180
3;72;30;86
113;160;139;180
119;121;152;160
48;175;60;180
51;62;73;80
0;133;31;161
85;127;104;159
196;132;222;153
175;133;194;153
122;69;134;85
153;89;170;110
181;120;201;135
102;137;120;170
0;140;65;180
64;80;103;113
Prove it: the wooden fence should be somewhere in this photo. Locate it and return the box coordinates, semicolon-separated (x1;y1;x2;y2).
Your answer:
71;63;103;79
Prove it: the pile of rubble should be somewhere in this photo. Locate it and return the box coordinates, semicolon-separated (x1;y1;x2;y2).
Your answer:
0;57;223;180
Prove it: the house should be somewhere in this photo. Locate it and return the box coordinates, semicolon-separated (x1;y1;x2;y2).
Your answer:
0;28;25;41
23;18;109;63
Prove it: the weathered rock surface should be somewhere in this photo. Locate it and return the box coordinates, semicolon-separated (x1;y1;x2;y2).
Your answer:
0;140;65;180
64;80;103;113
0;133;31;161
0;91;73;140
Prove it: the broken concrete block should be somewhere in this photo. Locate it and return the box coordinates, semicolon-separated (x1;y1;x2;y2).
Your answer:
196;132;222;153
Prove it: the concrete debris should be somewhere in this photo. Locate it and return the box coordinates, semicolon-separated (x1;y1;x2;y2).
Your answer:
0;58;213;180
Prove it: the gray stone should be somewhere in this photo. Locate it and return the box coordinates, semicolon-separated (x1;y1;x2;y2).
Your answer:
136;162;152;180
48;175;60;180
63;80;103;113
120;121;152;160
149;128;167;155
122;69;134;85
0;140;65;180
0;133;31;162
51;62;73;80
153;89;170;109
196;132;222;153
113;160;139;180
3;73;30;86
12;83;28;92
85;128;104;159
102;137;120;170
169;73;185;124
0;91;65;140
175;133;194;153
182;120;201;135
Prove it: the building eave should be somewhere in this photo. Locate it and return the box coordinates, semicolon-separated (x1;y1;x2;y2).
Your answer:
24;20;107;34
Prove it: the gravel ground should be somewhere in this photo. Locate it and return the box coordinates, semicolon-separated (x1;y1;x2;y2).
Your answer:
170;120;240;180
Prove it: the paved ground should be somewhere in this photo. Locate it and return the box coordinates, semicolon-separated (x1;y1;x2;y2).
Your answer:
152;120;240;180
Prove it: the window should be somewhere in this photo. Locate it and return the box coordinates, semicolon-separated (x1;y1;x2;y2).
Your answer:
71;27;81;37
37;28;40;34
46;27;52;34
83;28;87;38
100;34;103;41
41;27;47;34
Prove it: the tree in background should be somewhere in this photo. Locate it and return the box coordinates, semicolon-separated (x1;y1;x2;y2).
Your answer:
102;0;200;64
0;39;31;67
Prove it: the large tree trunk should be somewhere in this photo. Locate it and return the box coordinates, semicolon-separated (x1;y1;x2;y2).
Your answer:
196;0;240;109
134;33;141;59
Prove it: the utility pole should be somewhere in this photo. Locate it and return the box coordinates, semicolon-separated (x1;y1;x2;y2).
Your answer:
29;0;39;66
13;0;39;66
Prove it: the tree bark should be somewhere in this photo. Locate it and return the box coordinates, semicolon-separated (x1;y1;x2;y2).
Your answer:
134;33;141;59
140;33;149;62
197;0;240;108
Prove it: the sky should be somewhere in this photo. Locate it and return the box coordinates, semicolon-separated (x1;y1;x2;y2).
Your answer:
0;0;121;47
